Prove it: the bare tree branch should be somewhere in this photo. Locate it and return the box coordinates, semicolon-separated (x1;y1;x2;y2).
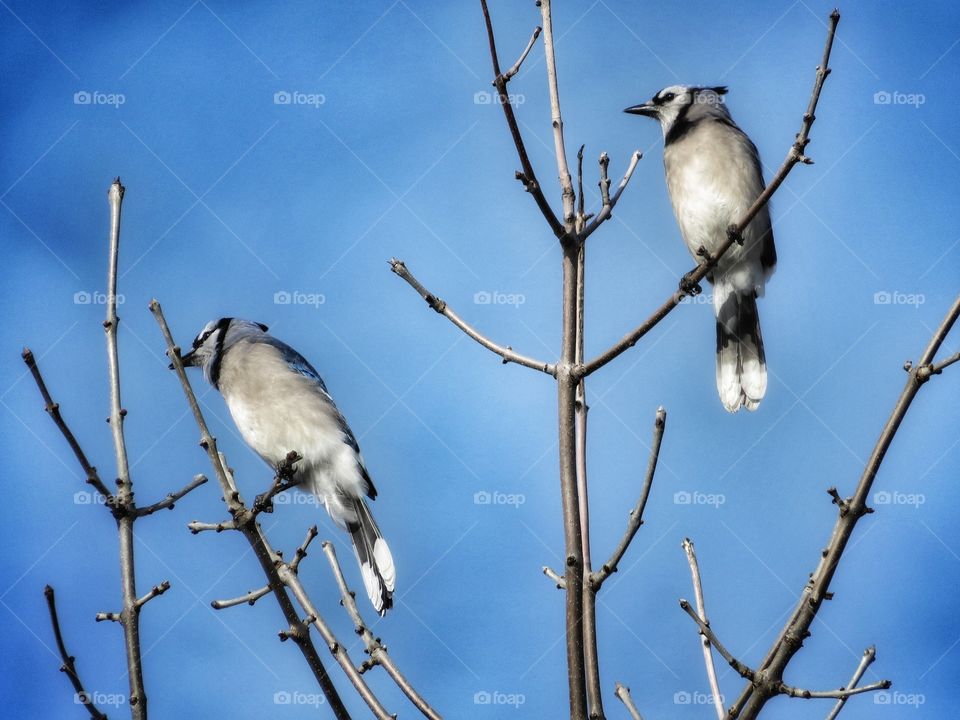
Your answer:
825;646;877;720
930;349;960;375
101;178;157;718
539;0;575;231
581;150;642;241
187;520;237;534
735;291;960;719
44;586;108;720
613;682;643;720
289;524;319;573
778;680;890;700
390;258;555;374
322;542;443;720
681;539;724;720
211;586;271;610
133;475;208;517
582;11;841;378
591;407;665;588
21;349;114;502
503;25;541;81
479;0;565;239
132;582;170;610
543;566;566;588
679;600;756;681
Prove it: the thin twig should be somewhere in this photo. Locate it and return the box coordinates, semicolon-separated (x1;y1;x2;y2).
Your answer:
322;542;443;720
502;26;541;81
682;539;724;720
21;349;114;502
187;520;237;534
543;566;566;588
778;680;890;700
479;0;565;238
614;682;643;720
679;600;755;681
930;350;960;375
591;407;665;588
582;12;841;378
289;525;319;573
825;646;877;720
211;586;271;610
581;150;642;241
134;581;171;609
539;0;576;232
389;258;555;374
44;586;108;720
133;475;208;517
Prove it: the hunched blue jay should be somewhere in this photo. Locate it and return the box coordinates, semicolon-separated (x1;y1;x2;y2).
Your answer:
625;85;776;412
179;318;395;614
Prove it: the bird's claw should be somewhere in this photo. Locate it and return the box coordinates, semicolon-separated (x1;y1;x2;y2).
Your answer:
680;271;702;297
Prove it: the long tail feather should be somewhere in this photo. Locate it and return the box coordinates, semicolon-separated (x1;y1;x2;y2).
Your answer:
348;499;395;615
715;288;767;412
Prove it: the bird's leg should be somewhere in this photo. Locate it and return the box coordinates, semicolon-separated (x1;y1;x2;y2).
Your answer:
254;451;303;514
679;247;712;297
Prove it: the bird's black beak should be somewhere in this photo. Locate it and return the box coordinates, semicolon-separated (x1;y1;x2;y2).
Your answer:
624;103;657;117
170;349;197;370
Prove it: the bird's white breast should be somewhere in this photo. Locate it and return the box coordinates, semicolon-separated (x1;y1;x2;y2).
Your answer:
216;341;367;503
664;120;770;291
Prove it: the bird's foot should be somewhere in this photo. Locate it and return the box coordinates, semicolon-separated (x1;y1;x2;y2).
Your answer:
679;270;703;297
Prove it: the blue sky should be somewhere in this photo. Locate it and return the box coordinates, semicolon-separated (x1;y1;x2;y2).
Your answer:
2;1;959;718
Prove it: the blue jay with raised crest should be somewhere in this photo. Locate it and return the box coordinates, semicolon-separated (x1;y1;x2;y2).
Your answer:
625;85;777;412
178;318;395;614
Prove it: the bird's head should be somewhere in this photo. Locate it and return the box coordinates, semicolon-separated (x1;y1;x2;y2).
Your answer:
175;317;269;387
625;85;728;138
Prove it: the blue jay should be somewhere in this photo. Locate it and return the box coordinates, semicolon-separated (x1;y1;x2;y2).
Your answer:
625;85;776;412
179;318;395;614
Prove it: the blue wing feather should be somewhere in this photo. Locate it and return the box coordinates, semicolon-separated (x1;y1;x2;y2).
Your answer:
270;338;377;499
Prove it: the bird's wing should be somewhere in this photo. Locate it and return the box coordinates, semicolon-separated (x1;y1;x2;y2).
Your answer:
270;338;378;499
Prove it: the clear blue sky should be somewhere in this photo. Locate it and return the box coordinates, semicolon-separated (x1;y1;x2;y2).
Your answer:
2;1;959;718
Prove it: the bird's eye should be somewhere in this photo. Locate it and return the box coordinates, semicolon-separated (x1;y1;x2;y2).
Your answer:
662;92;676;102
